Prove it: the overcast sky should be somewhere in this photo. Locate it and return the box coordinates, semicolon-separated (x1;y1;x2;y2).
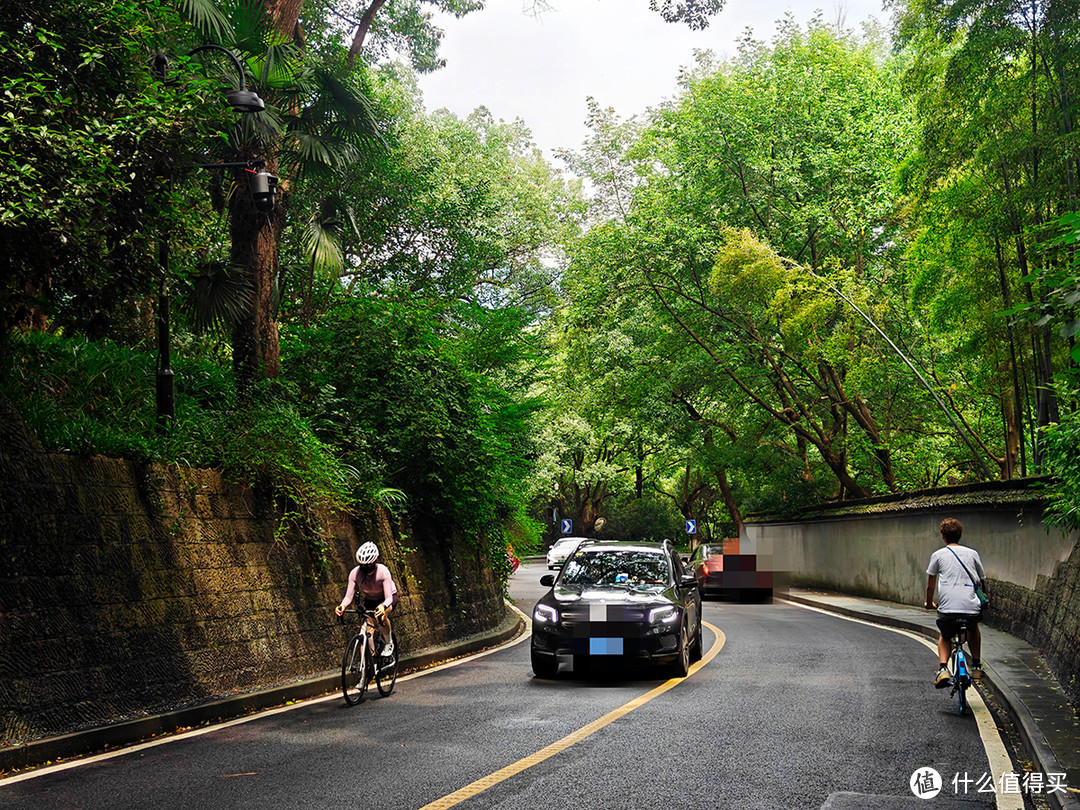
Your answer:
415;0;890;162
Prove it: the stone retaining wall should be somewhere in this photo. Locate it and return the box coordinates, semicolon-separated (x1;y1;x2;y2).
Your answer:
746;481;1080;704
0;400;507;744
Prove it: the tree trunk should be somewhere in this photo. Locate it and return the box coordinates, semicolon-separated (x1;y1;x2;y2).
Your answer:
346;0;389;68
636;437;644;499
994;235;1028;477
716;470;744;537
230;170;285;389
226;0;303;388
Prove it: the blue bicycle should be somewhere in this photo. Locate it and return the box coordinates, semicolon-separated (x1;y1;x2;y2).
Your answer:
945;618;972;715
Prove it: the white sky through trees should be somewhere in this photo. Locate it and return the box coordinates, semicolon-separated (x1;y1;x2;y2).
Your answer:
416;0;889;161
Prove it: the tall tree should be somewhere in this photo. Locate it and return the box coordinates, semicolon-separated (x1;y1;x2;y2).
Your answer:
176;0;381;388
896;0;1080;470
339;0;483;71
551;18;1015;517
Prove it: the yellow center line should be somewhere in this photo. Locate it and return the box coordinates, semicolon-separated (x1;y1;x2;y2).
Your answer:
419;621;726;810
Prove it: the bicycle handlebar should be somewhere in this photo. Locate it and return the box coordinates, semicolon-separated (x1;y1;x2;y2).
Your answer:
337;607;385;624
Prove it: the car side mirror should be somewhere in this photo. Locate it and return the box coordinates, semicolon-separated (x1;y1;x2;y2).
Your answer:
541;574;555;587
679;572;697;588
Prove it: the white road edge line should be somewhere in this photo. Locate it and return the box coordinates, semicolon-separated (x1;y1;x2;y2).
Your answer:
782;599;1022;810
1;603;534;786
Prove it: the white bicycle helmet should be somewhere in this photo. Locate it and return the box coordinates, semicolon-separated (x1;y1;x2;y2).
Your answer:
355;542;379;565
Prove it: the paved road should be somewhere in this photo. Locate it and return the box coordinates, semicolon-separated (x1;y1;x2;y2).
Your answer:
1;562;1015;809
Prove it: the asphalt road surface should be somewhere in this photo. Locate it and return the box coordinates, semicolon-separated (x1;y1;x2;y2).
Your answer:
1;562;1019;809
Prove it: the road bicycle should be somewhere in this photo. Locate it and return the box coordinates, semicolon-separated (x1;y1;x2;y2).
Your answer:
945;617;973;715
339;608;399;705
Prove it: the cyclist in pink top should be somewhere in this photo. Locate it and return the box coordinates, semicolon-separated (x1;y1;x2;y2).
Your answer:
336;542;398;657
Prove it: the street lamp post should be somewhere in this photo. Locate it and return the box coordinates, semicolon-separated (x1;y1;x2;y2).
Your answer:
156;241;174;427
155;45;266;430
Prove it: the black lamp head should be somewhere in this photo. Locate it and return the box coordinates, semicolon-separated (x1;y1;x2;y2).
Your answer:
226;88;265;114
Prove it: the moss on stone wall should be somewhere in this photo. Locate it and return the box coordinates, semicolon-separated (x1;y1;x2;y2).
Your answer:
0;396;509;744
991;553;1080;705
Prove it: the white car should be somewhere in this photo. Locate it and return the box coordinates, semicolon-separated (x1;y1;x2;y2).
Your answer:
547;536;587;569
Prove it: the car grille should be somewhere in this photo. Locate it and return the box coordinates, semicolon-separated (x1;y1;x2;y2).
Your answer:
559;604;649;622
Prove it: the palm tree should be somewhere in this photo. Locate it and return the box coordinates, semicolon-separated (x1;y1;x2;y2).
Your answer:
176;0;382;391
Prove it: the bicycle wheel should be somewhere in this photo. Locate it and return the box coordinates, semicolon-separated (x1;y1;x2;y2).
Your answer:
341;633;371;705
952;646;970;715
375;632;398;696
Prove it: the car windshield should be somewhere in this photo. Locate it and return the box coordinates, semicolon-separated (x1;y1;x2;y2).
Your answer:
559;549;669;588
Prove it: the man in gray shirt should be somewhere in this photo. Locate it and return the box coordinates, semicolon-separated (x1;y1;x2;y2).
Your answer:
924;517;986;687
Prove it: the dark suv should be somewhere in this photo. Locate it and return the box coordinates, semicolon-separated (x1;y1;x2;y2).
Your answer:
530;539;703;679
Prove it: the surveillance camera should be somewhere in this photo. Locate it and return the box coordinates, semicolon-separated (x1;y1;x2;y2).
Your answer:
251;169;278;213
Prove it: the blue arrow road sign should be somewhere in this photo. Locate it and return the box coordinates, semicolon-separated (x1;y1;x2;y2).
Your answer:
686;519;697;534
561;518;573;534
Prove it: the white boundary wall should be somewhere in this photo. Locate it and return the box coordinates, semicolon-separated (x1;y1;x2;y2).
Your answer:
745;487;1078;605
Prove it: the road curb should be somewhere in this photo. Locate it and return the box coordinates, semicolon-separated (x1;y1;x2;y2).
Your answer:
780;592;1080;810
0;605;525;776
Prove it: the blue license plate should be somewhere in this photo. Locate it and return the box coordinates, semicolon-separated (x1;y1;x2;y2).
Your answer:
589;637;624;655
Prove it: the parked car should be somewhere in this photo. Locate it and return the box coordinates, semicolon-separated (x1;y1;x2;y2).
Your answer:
531;539;702;678
687;538;772;602
546;536;586;569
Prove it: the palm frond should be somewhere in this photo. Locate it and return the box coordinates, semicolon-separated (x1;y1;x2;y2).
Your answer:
179;0;233;43
291;131;353;171
302;207;345;275
313;69;382;139
374;488;408;515
189;262;253;335
230;0;278;49
257;42;304;87
231;104;285;146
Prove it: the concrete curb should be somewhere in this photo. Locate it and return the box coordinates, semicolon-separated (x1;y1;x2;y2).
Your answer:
780;592;1080;810
0;605;526;776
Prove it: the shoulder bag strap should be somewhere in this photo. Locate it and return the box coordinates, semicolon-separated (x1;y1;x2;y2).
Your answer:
946;546;980;588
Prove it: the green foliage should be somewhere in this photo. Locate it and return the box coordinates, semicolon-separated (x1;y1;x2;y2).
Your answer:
0;0;222;339
1039;213;1080;528
896;0;1080;475
547;20;936;516
0;330;352;564
1043;408;1080;531
599;496;686;542
219;394;355;566
709;227;788;308
282;291;542;545
1;331;197;458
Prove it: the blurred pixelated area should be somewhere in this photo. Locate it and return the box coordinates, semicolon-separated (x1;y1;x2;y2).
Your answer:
688;537;776;602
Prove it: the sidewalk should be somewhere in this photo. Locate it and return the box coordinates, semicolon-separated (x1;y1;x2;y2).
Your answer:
784;588;1080;810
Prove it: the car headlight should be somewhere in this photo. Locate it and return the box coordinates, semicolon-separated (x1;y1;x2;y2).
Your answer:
648;605;680;624
534;604;559;624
